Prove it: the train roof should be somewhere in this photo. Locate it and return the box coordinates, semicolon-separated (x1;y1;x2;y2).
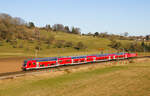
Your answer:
24;53;127;62
25;57;58;62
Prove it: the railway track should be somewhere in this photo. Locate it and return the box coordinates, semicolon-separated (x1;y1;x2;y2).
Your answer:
0;56;149;80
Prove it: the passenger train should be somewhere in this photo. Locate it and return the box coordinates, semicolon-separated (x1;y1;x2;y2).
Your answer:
22;52;137;71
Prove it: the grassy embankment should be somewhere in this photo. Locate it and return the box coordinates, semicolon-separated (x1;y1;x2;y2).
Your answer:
0;58;150;96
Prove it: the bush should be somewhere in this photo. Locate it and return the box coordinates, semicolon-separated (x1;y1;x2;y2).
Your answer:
109;39;121;49
35;42;42;50
55;40;65;48
10;40;18;48
35;45;41;50
74;41;86;50
12;45;17;48
64;41;73;47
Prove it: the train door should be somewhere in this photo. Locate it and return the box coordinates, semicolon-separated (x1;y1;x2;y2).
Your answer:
36;62;39;68
125;54;128;58
71;59;74;64
113;55;116;59
109;56;111;60
93;57;96;62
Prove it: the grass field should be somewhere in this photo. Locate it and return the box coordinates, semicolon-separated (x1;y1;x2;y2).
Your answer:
0;58;150;96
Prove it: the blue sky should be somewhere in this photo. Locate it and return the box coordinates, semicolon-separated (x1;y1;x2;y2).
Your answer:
0;0;150;36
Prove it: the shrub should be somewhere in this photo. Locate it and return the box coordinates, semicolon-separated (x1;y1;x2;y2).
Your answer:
35;42;42;50
64;41;73;47
74;41;86;50
55;40;65;48
109;39;121;49
10;40;18;48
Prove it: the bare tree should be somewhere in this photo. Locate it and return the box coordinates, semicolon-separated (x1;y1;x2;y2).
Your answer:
52;24;64;31
64;26;70;33
45;24;52;31
71;27;81;34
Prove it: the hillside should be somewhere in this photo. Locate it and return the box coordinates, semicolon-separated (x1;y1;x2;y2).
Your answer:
0;13;148;58
0;13;114;58
0;31;113;58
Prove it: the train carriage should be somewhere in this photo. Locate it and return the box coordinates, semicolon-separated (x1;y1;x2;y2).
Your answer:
22;53;137;71
58;57;72;65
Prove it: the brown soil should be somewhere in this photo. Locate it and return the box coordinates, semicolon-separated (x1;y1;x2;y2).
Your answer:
0;57;30;73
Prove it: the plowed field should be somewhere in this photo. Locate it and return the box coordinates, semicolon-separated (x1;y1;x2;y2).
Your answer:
0;57;29;73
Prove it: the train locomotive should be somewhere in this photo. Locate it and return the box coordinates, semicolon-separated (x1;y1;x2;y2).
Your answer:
22;52;137;71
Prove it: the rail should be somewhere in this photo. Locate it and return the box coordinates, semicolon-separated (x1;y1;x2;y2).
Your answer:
0;56;149;80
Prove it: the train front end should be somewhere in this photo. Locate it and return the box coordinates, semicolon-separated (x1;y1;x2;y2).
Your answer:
22;60;28;71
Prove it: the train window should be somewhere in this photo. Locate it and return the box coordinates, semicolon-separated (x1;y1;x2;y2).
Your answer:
23;64;26;67
29;63;31;66
24;61;27;64
59;60;63;63
87;58;91;60
66;60;70;62
80;60;84;62
40;64;44;67
51;63;55;66
33;62;36;65
73;60;78;63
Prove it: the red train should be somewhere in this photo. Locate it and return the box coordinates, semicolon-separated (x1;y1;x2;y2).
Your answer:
22;53;137;71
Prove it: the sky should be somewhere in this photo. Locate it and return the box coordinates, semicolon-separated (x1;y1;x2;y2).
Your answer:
0;0;150;36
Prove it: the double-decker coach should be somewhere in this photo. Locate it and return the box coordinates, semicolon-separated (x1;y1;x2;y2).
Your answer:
22;52;137;71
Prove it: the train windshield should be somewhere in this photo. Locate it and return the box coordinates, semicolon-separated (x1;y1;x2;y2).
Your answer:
23;61;27;67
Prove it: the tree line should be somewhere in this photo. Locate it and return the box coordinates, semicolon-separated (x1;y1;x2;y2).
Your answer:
1;13;150;52
0;13;81;41
109;39;150;52
0;13;86;50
